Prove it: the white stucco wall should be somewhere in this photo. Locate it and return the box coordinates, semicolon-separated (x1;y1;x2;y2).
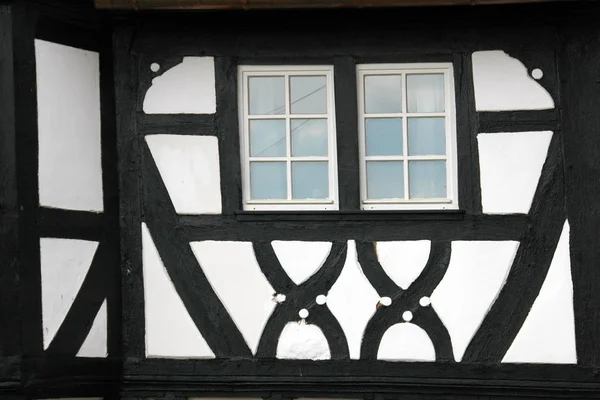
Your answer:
272;241;332;284
376;241;431;289
35;39;103;212
378;323;436;361
277;321;331;360
77;299;107;358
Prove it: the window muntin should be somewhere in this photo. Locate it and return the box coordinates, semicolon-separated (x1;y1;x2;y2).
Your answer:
239;66;338;211
357;63;459;210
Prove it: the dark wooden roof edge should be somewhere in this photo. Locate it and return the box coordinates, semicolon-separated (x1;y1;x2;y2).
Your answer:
94;0;576;10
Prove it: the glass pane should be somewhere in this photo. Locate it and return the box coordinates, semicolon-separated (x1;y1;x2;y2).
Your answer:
249;76;285;115
409;161;447;199
250;162;287;200
364;75;402;114
365;118;403;156
291;119;328;157
290;76;327;114
249;120;286;157
366;161;404;199
408;118;446;156
407;74;445;113
292;162;329;199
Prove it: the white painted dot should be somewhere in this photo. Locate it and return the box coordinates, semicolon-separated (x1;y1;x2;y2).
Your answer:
299;308;309;319
316;294;327;305
532;68;543;80
150;63;160;72
275;293;286;303
380;297;392;307
419;296;431;307
402;311;413;322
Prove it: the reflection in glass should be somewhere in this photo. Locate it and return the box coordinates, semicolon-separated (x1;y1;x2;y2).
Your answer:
249;76;285;115
366;161;404;199
409;161;446;199
364;75;403;114
365;118;403;156
250;162;287;199
407;74;445;113
291;119;328;157
290;76;327;114
292;162;329;199
408;118;445;155
249;120;286;157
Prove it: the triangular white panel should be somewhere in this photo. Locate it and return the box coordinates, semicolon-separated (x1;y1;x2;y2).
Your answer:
378;323;436;361
277;322;330;360
431;241;519;362
472;50;554;111
272;241;332;285
190;241;276;355
146;135;222;215
142;223;214;358
143;57;216;114
478;131;552;214
503;222;576;364
77;299;107;358
328;241;379;359
40;238;99;349
376;241;431;290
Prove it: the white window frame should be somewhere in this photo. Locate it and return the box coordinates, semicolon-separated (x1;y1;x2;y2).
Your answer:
238;65;339;211
357;63;459;211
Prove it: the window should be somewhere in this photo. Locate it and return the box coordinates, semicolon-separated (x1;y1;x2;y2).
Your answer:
357;63;458;210
239;65;338;211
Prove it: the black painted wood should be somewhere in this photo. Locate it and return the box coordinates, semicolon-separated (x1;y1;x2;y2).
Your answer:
478;110;561;133
137;113;216;136
38;208;106;240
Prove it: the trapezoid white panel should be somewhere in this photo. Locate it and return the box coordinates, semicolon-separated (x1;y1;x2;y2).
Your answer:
276;321;330;360
142;223;214;358
376;241;431;290
431;240;519;362
378;323;436;362
190;241;276;355
143;57;216;114
35;39;103;212
272;241;332;285
328;240;379;360
41;238;99;349
503;221;576;364
478;131;552;214
472;50;554;111
77;299;107;358
146;135;222;214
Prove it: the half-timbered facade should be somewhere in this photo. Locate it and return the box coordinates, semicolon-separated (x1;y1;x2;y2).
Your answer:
2;0;600;399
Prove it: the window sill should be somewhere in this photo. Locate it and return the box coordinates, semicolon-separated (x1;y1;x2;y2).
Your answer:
235;209;465;222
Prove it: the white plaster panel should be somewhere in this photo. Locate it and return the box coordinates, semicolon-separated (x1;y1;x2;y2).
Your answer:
40;238;98;349
35;39;103;212
142;223;214;358
272;241;332;285
478;131;552;214
276;321;331;360
376;241;431;290
378;323;436;361
143;57;216;114
431;241;519;361
146;135;222;214
328;240;379;359
77;299;107;358
190;241;276;355
503;221;576;364
472;50;554;111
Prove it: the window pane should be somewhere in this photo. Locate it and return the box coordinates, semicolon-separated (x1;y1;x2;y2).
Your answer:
291;119;328;157
366;161;404;199
249;120;286;157
249;76;285;115
292;162;329;199
408;117;446;156
250;162;287;199
365;118;403;156
364;75;403;114
290;76;327;114
407;74;445;113
409;161;447;199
